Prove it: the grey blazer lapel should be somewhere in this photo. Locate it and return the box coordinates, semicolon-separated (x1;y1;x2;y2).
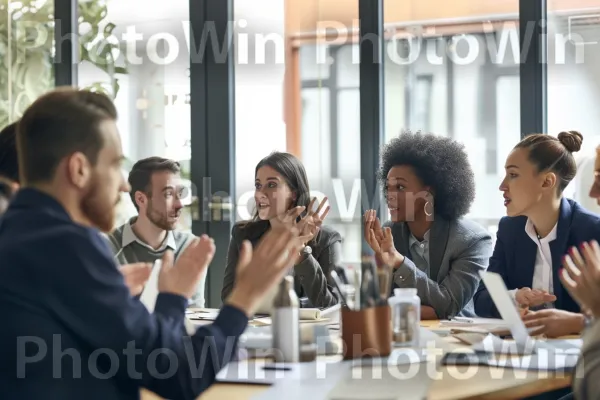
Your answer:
429;217;450;282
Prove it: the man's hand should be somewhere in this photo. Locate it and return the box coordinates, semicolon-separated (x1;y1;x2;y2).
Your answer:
120;263;152;296
226;226;302;317
522;309;584;337
158;235;215;299
561;241;600;318
515;287;556;308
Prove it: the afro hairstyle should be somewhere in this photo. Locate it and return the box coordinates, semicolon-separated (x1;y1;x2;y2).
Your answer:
378;130;475;220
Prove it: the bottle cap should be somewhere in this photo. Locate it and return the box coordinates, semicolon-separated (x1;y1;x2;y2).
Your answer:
394;288;418;297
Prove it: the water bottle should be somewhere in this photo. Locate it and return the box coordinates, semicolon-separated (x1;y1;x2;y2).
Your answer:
272;276;300;362
388;288;420;347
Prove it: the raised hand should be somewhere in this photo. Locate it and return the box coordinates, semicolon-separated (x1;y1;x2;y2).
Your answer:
561;241;600;318
364;209;384;253
120;263;152;296
271;206;306;229
297;196;330;244
226;226;303;316
363;209;404;268
158;235;215;299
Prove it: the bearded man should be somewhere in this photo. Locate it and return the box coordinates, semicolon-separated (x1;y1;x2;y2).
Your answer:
107;156;205;307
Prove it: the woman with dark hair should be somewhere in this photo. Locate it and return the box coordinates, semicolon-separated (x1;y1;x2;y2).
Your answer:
221;151;342;309
364;131;493;320
474;131;600;337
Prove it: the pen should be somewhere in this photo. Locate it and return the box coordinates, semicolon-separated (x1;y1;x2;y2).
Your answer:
330;270;350;309
262;365;292;371
451;317;474;323
369;261;380;305
353;268;360;310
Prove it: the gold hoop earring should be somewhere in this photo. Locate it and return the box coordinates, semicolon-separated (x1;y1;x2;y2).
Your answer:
424;201;433;217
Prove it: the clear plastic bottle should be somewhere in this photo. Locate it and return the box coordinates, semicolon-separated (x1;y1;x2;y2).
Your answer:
388;288;420;347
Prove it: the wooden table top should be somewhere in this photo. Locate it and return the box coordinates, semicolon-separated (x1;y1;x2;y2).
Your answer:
141;317;574;400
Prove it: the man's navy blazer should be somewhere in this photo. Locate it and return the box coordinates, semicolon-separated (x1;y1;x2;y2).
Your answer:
474;197;600;317
0;189;248;400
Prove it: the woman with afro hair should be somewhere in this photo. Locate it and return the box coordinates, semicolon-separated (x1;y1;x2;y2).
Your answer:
364;131;493;319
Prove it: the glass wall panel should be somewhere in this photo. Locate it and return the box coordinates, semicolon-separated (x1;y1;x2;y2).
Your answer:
383;0;520;236
548;0;600;213
238;0;362;265
77;0;191;230
2;0;54;127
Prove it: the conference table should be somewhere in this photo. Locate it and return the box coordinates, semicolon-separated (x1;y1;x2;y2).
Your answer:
141;311;575;400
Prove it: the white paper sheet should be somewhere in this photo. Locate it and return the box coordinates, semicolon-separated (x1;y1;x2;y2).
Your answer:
471;333;583;356
139;259;162;312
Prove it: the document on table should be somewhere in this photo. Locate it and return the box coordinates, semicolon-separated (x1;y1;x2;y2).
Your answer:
138;259;198;335
487;350;580;371
139;260;162;312
470;334;582;356
252;304;341;326
326;361;432;400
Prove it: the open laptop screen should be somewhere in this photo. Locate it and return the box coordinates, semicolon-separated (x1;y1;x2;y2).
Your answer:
479;271;531;345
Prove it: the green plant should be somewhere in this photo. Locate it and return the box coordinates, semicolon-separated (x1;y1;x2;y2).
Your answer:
0;0;127;127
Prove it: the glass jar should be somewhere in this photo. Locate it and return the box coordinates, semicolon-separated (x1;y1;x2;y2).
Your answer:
388;288;420;347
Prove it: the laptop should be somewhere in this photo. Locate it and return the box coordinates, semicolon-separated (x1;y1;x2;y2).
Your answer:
479;271;582;355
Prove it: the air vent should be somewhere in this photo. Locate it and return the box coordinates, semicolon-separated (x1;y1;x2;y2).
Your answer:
568;14;600;45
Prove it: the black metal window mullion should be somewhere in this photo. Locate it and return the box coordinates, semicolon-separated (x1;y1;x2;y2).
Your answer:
54;0;78;87
519;0;547;137
189;0;235;308
359;0;385;256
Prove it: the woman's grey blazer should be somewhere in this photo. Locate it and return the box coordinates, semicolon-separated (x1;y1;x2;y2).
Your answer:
387;216;493;319
221;222;342;308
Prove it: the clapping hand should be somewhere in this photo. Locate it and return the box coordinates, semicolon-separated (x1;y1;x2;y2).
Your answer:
158;235;215;299
363;209;404;268
272;197;331;247
561;241;600;318
296;197;330;244
226;225;304;316
120;263;152;296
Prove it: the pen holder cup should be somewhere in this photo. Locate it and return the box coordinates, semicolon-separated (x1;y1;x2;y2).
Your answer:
341;304;392;360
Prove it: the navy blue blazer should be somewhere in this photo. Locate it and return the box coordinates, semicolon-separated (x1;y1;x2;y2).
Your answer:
0;189;248;400
474;198;600;318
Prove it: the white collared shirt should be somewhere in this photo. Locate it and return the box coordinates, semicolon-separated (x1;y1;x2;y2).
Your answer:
121;218;177;252
525;218;557;295
509;218;558;306
408;230;431;274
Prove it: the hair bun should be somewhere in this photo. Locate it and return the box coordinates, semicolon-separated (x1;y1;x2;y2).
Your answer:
557;130;583;153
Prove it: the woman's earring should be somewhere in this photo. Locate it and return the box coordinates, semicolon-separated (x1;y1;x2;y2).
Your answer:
424;200;434;217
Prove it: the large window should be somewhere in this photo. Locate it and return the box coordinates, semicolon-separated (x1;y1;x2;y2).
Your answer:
383;0;521;235
548;1;600;213
1;0;54;127
291;0;523;252
288;0;362;264
77;0;192;231
233;0;288;225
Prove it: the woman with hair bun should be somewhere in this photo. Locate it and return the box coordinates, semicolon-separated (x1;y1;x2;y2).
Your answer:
475;131;600;337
